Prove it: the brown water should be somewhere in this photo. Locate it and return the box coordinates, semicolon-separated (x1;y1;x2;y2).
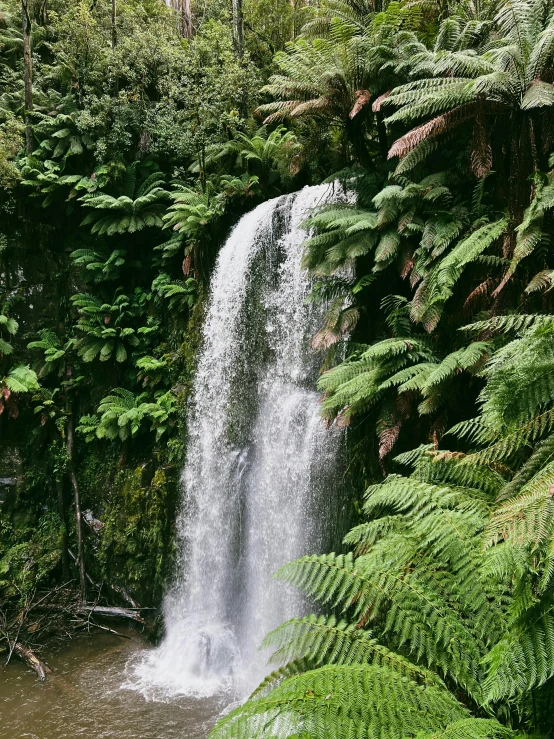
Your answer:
0;632;230;738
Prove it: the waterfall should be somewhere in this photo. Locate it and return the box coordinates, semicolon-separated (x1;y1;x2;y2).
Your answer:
129;185;343;699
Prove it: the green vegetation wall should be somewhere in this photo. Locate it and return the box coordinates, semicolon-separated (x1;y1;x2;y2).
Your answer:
0;0;321;606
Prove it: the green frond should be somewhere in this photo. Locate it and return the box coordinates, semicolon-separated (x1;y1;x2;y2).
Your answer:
3;365;40;393
264;614;443;686
210;664;467;739
415;718;517;739
484;600;554;702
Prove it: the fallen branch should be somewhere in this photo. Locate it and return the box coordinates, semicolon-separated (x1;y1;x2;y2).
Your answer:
32;603;145;624
67;548;141;610
81;605;145;624
74;620;131;639
12;642;52;680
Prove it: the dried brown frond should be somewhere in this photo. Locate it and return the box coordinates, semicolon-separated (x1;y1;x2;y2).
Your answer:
372;91;391;113
464;278;494;314
379;421;402;461
411;278;427;318
0;385;19;419
312;306;360;350
492;233;517;296
335;409;351;428
289;153;302;176
311;327;339;350
388;103;475;160
398;207;416;234
350;89;371;119
378;395;414;463
399;246;416;279
422;305;442;333
182;253;192;276
429;449;466;461
429;413;448;448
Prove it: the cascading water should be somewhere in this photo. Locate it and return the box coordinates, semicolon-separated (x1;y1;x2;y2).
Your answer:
129;184;343;700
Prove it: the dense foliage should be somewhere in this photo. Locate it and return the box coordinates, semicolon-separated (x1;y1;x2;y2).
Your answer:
2;0;554;736
0;0;317;605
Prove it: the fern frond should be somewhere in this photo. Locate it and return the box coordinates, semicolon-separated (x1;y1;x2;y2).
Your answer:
210;664;467;739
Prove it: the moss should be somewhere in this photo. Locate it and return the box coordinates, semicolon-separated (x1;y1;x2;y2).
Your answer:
0;509;64;597
0;295;208;611
92;462;179;606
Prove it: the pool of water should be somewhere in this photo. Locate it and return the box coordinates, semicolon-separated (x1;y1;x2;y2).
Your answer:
0;631;231;738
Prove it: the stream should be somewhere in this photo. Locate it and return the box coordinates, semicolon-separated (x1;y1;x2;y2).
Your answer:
0;632;227;738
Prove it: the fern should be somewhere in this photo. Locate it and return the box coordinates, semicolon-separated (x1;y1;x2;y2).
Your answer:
2;365;39;393
211;664;468;739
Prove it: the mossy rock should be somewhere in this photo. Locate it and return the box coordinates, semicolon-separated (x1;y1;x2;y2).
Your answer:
94;464;179;606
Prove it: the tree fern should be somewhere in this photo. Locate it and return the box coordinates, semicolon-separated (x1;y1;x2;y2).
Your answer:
264;614;444;686
211;664;468;739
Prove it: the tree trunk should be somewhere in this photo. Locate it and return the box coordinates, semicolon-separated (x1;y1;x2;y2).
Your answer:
181;0;192;38
39;0;48;25
67;414;86;602
232;0;244;58
56;479;70;582
111;0;117;48
21;0;33;154
290;0;299;40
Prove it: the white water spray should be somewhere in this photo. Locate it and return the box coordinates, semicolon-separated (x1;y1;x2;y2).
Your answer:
129;185;342;699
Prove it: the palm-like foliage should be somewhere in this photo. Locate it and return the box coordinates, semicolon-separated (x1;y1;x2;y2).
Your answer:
0;365;39;418
192;126;301;194
32;110;93;161
163;185;223;277
27;328;69;377
305;174;502;451
79;162;170;235
301;0;376;41
213;318;554;737
503;167;554;291
210;450;516;738
20;160;111;208
70;291;141;363
213;315;554;739
319;329;489;431
70;245;131;283
77;387;176;441
257;18;396;167
383;0;554;226
151;272;197;311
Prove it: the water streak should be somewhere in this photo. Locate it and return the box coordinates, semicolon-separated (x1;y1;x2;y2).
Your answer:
130;185;342;699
